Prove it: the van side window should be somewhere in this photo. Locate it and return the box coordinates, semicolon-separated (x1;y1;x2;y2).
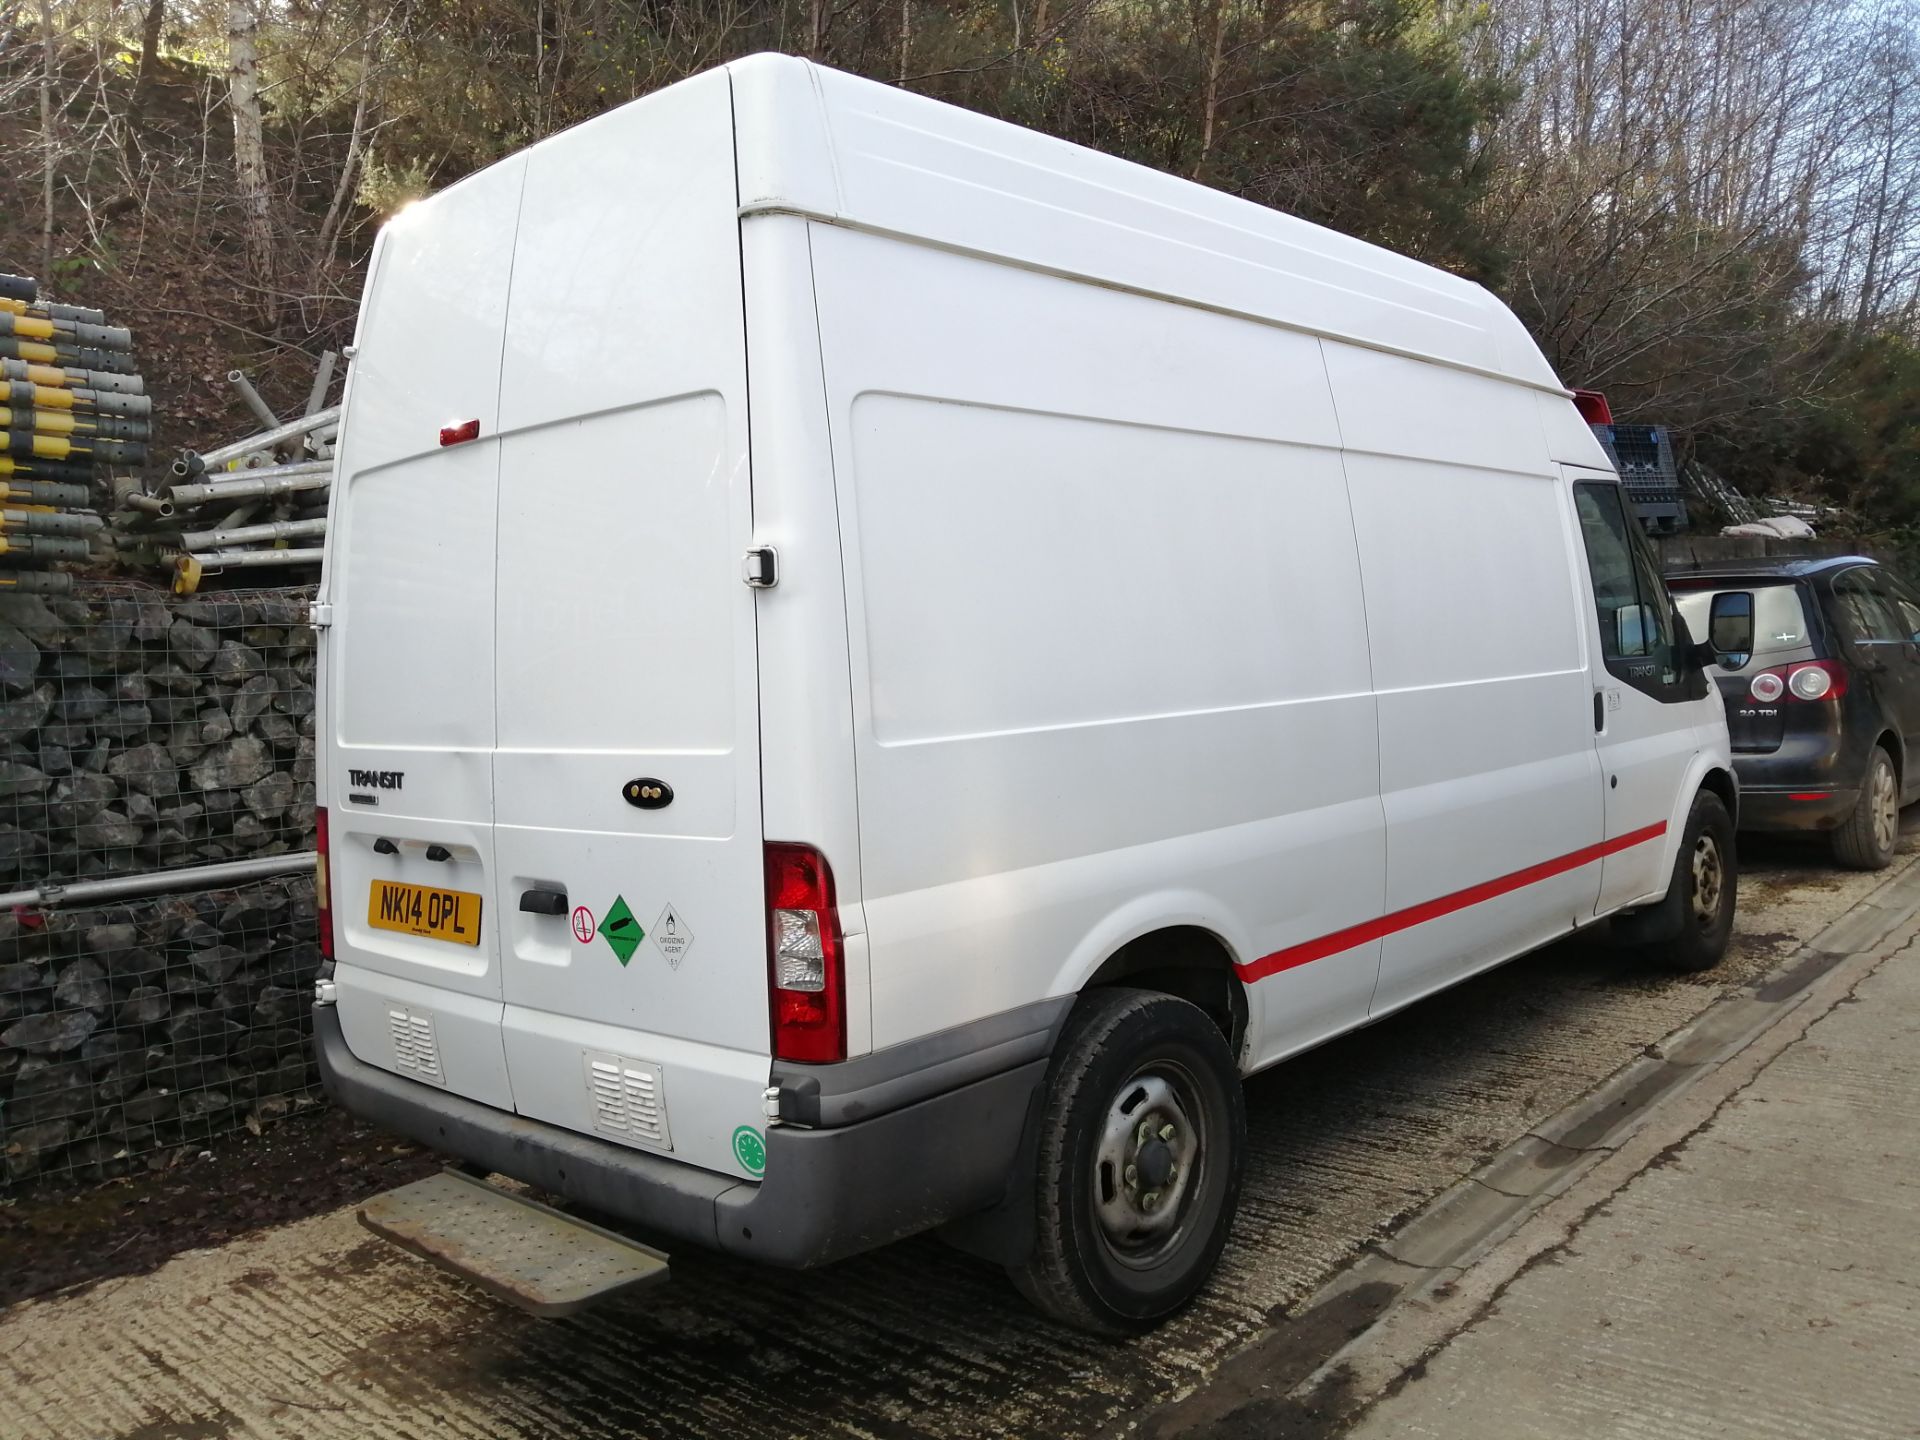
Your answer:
1573;481;1684;698
1833;569;1903;645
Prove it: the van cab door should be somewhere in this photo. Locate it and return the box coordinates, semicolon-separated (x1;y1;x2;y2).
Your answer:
1567;471;1700;910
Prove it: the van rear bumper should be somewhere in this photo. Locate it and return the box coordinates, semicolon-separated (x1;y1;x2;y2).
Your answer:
314;1005;1054;1268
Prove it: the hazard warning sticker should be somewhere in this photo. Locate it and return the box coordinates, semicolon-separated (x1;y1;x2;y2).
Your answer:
652;903;694;968
598;895;643;966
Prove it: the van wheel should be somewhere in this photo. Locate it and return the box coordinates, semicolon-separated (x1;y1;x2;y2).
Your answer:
1008;988;1245;1336
1614;790;1737;973
1832;748;1899;871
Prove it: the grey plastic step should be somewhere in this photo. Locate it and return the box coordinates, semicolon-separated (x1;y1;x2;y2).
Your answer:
359;1169;669;1316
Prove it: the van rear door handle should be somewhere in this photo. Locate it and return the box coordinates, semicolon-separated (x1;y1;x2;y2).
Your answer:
519;887;568;915
1594;690;1604;732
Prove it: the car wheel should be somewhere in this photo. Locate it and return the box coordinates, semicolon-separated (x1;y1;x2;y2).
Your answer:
1008;987;1245;1336
1614;790;1737;973
1832;747;1899;871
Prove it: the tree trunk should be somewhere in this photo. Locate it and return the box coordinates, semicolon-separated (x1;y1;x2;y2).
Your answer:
38;0;55;282
227;0;276;325
810;0;826;56
1193;0;1225;179
899;0;910;83
127;0;166;142
314;15;373;278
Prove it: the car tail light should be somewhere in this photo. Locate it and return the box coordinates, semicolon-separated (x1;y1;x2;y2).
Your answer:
1747;659;1846;704
765;842;845;1063
316;806;335;959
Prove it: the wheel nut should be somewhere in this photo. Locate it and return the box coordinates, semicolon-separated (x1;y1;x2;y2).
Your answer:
1137;1120;1153;1145
1125;1163;1138;1186
1158;1123;1176;1142
1140;1190;1160;1211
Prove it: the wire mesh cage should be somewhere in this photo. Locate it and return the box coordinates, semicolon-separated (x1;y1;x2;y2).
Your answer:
0;580;321;1188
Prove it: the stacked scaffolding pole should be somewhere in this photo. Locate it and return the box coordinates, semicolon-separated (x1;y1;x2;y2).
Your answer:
0;273;143;594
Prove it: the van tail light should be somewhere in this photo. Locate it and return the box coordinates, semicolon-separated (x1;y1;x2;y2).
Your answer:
765;842;845;1064
316;806;335;960
1573;388;1613;425
1749;659;1847;703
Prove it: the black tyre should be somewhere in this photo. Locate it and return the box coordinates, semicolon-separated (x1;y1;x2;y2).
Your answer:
1832;746;1899;871
1613;790;1737;973
1008;987;1246;1336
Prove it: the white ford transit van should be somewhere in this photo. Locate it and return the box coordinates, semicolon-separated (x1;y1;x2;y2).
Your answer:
313;54;1754;1333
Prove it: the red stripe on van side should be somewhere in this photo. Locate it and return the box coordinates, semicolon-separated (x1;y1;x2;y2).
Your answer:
1234;821;1669;984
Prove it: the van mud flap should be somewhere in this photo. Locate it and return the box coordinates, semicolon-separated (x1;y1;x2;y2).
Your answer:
359;1169;669;1317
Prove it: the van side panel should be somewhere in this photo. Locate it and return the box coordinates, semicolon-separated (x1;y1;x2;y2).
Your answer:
486;71;770;1181
1326;345;1604;1015
809;225;1387;1062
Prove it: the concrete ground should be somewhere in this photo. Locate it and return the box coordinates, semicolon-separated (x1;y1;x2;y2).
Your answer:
1340;906;1920;1440
1;827;1916;1440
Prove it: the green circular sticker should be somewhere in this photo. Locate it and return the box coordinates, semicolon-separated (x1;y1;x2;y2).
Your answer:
732;1125;767;1176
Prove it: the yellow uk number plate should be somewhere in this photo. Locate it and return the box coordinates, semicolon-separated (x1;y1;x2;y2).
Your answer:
368;880;483;946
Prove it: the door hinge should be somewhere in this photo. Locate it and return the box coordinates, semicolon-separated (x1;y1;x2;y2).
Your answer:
742;546;779;589
308;600;334;630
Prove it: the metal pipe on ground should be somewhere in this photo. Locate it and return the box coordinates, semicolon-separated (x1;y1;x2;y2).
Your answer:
166;460;331;505
189;546;325;568
174;406;340;476
0;851;315;911
228;369;281;431
304;351;338;417
0;274;35;304
122;493;174;518
183;516;328;549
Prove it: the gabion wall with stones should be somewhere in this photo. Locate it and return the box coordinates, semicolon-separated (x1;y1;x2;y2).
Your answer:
0;583;322;1188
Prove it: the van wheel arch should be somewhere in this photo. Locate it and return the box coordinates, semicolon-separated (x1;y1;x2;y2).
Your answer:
1699;765;1739;830
1080;925;1249;1061
938;927;1246;1272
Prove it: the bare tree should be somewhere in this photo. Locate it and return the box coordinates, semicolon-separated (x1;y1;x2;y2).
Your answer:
228;0;276;324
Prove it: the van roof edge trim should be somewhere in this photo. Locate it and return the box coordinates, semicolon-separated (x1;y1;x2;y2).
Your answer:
739;203;1576;404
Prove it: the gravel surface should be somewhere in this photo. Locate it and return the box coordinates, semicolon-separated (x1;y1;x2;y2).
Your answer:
1;826;1912;1440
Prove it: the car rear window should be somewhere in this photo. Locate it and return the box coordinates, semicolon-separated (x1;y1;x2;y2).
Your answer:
1673;583;1811;674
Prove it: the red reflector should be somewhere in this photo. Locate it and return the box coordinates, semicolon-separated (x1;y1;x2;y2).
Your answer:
1787;793;1831;802
765;842;846;1064
316;806;335;959
439;418;480;446
1572;388;1613;425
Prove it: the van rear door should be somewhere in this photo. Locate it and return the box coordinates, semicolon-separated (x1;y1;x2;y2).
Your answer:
485;73;771;1181
323;158;527;1112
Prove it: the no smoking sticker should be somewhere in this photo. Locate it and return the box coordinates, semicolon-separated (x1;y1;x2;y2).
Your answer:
570;906;595;945
652;904;694;968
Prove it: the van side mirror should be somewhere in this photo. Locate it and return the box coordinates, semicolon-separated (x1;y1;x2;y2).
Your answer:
1708;590;1754;669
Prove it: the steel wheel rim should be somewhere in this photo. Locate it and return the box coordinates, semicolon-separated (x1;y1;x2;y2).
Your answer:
1092;1062;1206;1269
1874;762;1899;853
1690;832;1724;927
